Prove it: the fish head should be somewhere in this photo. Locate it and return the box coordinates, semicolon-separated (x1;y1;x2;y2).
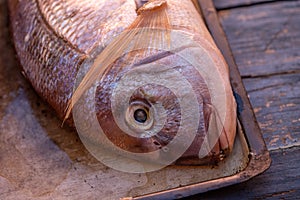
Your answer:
71;30;236;173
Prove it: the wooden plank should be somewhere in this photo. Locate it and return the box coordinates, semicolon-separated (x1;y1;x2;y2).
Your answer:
213;0;276;10
243;73;300;150
185;146;300;199
218;0;300;77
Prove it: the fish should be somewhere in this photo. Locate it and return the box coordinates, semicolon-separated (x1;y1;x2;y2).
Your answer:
9;0;237;171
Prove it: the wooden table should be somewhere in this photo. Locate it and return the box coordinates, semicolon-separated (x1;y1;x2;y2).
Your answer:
0;0;299;199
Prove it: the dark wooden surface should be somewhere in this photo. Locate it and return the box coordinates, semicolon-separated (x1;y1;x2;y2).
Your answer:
0;0;299;199
186;0;300;199
218;0;300;152
214;0;283;9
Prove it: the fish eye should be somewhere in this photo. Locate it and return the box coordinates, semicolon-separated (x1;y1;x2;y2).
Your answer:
134;108;148;123
125;100;154;131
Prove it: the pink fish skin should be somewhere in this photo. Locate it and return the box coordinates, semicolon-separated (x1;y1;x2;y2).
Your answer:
9;0;236;165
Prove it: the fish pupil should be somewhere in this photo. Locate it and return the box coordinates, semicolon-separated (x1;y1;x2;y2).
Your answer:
134;109;148;123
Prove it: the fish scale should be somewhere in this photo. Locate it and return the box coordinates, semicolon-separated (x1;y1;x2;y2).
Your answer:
37;0;137;53
9;0;237;165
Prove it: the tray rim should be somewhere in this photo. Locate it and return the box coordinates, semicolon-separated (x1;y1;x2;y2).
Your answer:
133;1;271;199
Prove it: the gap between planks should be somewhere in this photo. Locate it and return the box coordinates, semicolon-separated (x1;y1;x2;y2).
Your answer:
214;0;299;10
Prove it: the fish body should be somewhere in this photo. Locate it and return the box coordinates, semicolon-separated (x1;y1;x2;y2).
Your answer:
9;0;236;168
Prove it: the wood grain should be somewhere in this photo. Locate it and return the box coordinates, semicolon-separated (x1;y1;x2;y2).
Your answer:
214;0;277;9
216;0;300;150
218;0;300;77
243;73;300;150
